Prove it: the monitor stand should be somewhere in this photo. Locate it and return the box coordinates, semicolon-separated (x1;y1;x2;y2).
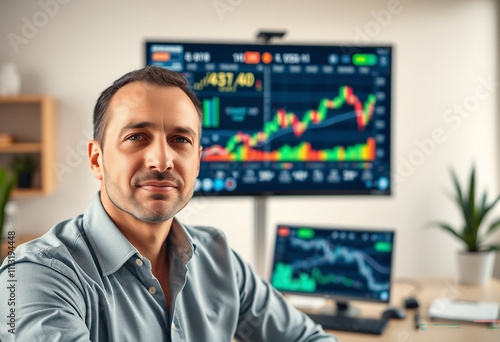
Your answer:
320;300;361;318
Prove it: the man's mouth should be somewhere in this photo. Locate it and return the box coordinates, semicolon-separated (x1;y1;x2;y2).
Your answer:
137;181;177;193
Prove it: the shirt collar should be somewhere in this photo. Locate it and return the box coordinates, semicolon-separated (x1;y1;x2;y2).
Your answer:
83;193;138;276
83;192;197;276
169;219;197;264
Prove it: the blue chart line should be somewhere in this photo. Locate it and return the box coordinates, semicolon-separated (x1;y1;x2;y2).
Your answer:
252;111;357;149
207;111;358;148
289;236;390;292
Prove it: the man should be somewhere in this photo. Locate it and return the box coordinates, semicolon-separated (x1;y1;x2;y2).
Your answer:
0;66;338;341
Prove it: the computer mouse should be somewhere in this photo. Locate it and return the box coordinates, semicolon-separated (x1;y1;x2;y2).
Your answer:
403;297;419;309
381;307;407;319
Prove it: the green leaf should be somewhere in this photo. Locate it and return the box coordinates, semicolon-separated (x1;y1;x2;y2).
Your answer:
460;225;476;251
485;218;500;237
480;192;487;213
0;168;17;238
451;168;464;208
460;197;474;242
10;154;37;174
435;165;500;252
433;222;466;243
486;244;500;251
479;194;500;226
468;165;476;226
445;190;461;208
451;168;475;238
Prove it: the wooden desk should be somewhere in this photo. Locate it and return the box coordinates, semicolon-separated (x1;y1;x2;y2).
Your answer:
310;277;500;341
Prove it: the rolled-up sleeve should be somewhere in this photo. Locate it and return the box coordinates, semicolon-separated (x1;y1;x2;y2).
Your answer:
231;251;338;342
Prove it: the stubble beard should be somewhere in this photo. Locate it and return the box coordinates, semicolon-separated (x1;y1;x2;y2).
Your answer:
102;163;195;223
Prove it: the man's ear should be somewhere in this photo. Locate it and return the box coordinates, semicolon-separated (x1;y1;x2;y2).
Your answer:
88;140;103;180
196;146;202;177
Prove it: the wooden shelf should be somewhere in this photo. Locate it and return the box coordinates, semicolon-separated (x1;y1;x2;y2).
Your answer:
11;188;46;198
0;95;57;197
0;143;42;153
0;95;48;103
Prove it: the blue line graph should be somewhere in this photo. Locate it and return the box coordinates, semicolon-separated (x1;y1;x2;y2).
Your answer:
270;227;394;300
289;236;391;292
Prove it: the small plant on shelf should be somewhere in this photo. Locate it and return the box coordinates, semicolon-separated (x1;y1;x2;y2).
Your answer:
10;154;37;188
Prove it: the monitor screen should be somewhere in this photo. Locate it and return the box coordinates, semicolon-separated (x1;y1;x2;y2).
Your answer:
145;42;392;196
270;224;394;305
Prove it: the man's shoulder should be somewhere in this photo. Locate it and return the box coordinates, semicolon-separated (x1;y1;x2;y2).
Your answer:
2;214;104;285
9;215;86;266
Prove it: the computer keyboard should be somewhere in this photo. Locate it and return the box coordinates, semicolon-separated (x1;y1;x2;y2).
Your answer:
307;313;389;335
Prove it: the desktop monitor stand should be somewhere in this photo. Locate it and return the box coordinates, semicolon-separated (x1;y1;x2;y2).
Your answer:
320;301;361;318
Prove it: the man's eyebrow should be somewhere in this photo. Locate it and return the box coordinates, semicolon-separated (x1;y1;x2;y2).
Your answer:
173;126;198;139
119;122;198;139
119;121;157;135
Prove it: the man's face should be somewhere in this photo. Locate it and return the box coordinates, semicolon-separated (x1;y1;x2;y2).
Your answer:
92;81;202;223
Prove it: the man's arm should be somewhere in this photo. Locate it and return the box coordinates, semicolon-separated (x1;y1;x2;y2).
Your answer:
0;258;91;342
231;251;338;342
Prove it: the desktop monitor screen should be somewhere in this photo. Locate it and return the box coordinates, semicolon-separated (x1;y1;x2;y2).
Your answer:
145;42;392;196
270;224;394;307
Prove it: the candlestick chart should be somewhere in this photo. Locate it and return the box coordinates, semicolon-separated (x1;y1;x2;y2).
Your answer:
202;86;377;162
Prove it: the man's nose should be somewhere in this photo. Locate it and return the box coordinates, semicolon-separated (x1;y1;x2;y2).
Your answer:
145;138;173;172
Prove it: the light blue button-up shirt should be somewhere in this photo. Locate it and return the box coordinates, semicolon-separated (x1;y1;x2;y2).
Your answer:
0;194;338;341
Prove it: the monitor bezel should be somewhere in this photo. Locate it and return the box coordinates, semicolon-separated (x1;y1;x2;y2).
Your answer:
145;40;394;197
269;224;396;304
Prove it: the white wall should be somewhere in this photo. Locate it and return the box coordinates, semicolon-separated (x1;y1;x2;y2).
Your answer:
0;0;498;279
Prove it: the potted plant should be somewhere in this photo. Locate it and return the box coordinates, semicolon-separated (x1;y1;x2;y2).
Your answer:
10;154;37;188
0;167;17;260
433;166;500;285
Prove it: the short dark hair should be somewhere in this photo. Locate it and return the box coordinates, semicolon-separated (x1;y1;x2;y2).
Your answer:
93;66;203;149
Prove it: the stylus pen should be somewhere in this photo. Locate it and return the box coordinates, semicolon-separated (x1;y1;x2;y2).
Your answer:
414;311;420;329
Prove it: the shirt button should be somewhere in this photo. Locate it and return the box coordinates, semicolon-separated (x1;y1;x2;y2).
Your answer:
135;258;143;267
149;286;156;294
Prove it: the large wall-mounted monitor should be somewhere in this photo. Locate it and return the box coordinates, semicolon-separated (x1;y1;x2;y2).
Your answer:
269;224;395;316
145;42;392;196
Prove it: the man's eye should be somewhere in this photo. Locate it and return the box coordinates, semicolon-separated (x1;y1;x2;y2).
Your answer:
174;137;190;144
127;134;143;141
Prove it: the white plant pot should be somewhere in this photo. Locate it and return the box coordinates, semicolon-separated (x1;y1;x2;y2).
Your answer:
457;251;495;285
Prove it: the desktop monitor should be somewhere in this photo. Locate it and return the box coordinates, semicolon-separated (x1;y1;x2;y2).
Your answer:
270;224;395;317
145;41;392;196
